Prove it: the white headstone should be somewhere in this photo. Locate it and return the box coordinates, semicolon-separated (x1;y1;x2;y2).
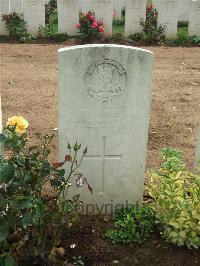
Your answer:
112;0;125;20
178;0;192;21
92;0;113;34
125;0;146;37
188;0;200;36
153;0;179;39
58;0;79;35
0;0;9;35
23;0;45;35
58;44;153;214
10;0;23;13
79;0;93;13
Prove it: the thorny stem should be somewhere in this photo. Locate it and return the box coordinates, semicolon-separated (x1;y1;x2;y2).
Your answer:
58;150;85;218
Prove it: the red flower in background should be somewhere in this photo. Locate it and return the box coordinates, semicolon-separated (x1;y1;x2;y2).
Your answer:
98;26;104;32
92;21;98;29
76;23;80;29
88;15;94;22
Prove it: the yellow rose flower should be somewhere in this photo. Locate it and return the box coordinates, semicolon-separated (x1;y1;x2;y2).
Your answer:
6;116;29;135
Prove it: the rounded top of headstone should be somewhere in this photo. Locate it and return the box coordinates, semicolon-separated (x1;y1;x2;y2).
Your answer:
58;44;153;55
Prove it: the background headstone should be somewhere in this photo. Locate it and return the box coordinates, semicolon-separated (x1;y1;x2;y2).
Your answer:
153;0;179;39
79;0;92;13
92;0;113;34
112;0;125;19
58;44;153;213
58;0;79;35
125;0;146;37
188;0;200;36
0;0;9;35
178;0;192;21
9;0;23;13
23;0;45;35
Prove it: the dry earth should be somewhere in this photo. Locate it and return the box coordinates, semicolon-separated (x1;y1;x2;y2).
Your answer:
0;43;200;169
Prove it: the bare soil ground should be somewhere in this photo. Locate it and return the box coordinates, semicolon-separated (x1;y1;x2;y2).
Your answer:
1;43;200;169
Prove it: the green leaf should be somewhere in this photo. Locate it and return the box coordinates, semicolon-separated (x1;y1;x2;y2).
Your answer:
0;225;9;242
0;199;9;208
5;252;16;266
0;161;15;183
0;134;6;144
13;198;33;209
50;179;62;188
22;212;32;229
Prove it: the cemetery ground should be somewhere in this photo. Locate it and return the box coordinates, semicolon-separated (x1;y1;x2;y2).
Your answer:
1;43;200;265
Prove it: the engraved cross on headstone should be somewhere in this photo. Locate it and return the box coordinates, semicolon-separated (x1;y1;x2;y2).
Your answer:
84;136;122;192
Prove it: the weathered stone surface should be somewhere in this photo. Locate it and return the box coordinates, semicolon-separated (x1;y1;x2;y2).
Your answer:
112;0;125;19
79;0;93;13
58;44;153;214
23;0;45;35
153;0;179;39
189;0;200;36
92;0;113;34
0;0;9;35
125;0;146;37
10;0;23;13
58;0;79;35
178;0;192;21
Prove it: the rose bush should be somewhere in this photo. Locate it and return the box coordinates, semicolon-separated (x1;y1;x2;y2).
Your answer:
0;116;90;265
77;11;105;42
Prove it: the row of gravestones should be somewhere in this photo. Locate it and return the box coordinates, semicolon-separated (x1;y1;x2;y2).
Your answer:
0;0;200;38
1;43;200;213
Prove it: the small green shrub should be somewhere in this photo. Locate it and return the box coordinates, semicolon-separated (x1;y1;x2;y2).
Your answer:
111;32;124;41
129;6;165;44
106;205;155;243
189;35;200;46
113;18;124;27
38;25;68;42
147;147;200;249
1;12;33;42
45;0;57;24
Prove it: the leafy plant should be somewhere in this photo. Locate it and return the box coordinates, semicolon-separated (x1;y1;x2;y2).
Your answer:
129;5;166;44
106;205;155;243
189;35;200;46
77;11;105;42
1;12;33;42
38;25;68;42
45;0;57;24
111;32;124;41
0;116;89;264
147;147;200;248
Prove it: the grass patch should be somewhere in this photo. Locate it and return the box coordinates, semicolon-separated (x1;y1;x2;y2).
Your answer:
177;26;188;38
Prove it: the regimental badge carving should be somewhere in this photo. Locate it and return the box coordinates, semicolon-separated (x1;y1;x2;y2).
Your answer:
85;58;127;102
